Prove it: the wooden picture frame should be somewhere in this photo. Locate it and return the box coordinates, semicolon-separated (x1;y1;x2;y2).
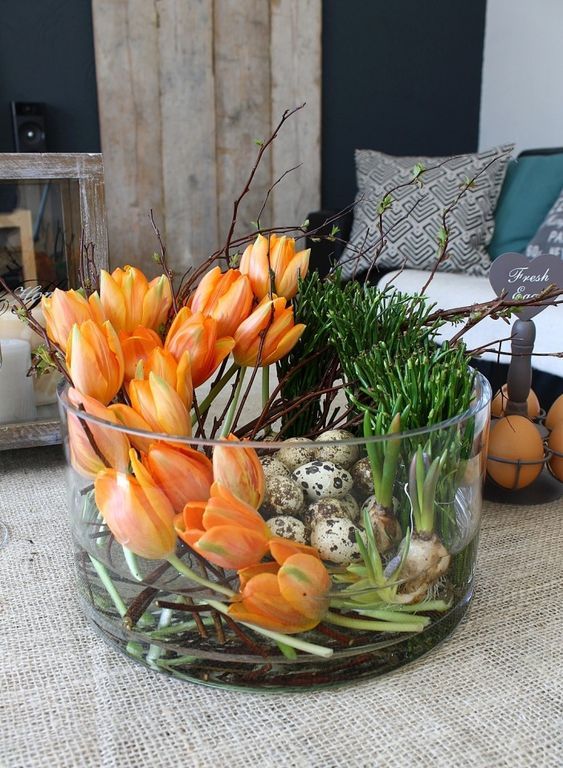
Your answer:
0;153;108;451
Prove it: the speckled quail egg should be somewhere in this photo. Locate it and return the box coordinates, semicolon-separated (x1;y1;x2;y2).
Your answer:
338;493;360;523
276;437;317;471
304;497;353;527
310;517;363;565
292;460;353;500
266;515;307;544
260;455;291;480
260;475;304;520
350;457;374;501
314;430;360;468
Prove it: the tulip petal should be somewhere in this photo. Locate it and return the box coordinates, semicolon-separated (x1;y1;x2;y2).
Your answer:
278;553;331;621
145;442;213;512
195;525;269;570
239;234;270;299
95;465;176;559
230;573;320;633
100;270;127;332
203;483;269;535
237;561;280;590
212;437;265;508
268;537;321;565
67;388;130;477
262;324;305;366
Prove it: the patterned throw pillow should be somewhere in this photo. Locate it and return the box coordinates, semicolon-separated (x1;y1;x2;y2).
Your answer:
525;187;563;260
340;145;514;279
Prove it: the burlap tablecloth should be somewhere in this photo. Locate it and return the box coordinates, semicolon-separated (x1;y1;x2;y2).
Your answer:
1;445;562;768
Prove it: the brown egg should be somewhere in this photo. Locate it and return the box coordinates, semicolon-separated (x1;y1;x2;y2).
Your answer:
491;384;540;419
487;415;544;489
548;421;563;482
546;394;563;431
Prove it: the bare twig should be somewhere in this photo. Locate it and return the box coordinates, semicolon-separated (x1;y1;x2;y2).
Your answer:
149;209;178;315
222;104;306;260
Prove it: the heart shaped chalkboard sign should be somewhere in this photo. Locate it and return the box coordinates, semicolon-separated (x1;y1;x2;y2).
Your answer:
489;252;563;320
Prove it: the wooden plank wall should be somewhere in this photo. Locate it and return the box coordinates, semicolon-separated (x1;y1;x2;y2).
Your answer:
92;0;321;277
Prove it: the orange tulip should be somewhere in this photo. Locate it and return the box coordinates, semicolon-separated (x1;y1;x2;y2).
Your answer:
269;235;310;300
240;234;310;300
239;234;271;299
141;348;193;410
144;442;213;513
129;372;191;436
165;308;235;387
66;387;130;478
212;434;265;507
190;267;253;337
95;448;176;559
99;265;172;333
120;326;162;381
108;403;153;453
174;483;270;570
66;320;124;405
233;296;305;367
228;553;330;634
42;288;104;351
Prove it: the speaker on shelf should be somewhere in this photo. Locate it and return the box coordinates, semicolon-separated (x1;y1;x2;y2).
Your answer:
10;101;47;152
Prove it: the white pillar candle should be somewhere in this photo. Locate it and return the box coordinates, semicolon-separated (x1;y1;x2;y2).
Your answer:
0;302;58;406
0;339;37;424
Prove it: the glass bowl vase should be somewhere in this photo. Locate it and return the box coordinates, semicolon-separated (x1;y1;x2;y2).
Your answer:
57;372;491;691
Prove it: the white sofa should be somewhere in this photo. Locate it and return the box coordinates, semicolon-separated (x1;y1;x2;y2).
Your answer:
381;269;562;379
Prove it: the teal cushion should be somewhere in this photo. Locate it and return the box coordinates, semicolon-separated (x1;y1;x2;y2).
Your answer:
489;152;563;259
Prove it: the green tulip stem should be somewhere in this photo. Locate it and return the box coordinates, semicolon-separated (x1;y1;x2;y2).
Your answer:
166;554;235;598
193;362;239;425
146;606;173;665
123;546;143;581
205;599;333;659
89;555;127;618
220;366;247;437
325;610;426;634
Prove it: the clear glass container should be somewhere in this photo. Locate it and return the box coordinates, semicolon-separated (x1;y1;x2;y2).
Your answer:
58;372;491;691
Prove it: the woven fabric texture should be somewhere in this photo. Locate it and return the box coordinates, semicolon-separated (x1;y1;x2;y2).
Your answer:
340;146;513;279
1;445;562;768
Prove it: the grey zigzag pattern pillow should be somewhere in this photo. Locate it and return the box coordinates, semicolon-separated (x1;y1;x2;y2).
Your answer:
340;145;514;279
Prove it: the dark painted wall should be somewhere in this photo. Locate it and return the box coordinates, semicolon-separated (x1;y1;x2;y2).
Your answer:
0;0;100;152
322;0;487;209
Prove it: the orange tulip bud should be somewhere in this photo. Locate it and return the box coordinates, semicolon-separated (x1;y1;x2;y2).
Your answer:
99;266;172;333
144;442;213;513
269;235;310;300
129;372;191;436
165;308;235;387
108;402;153;453
141;348;193;410
174;483;270;570
233;296;305;367
66;319;124;404
277;553;331;621
240;234;310;300
95;448;176;559
66;387;130;478
228;553;330;634
212;435;265;507
239;234;271;299
42;288;104;351
119;326;162;381
190;267;253;337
